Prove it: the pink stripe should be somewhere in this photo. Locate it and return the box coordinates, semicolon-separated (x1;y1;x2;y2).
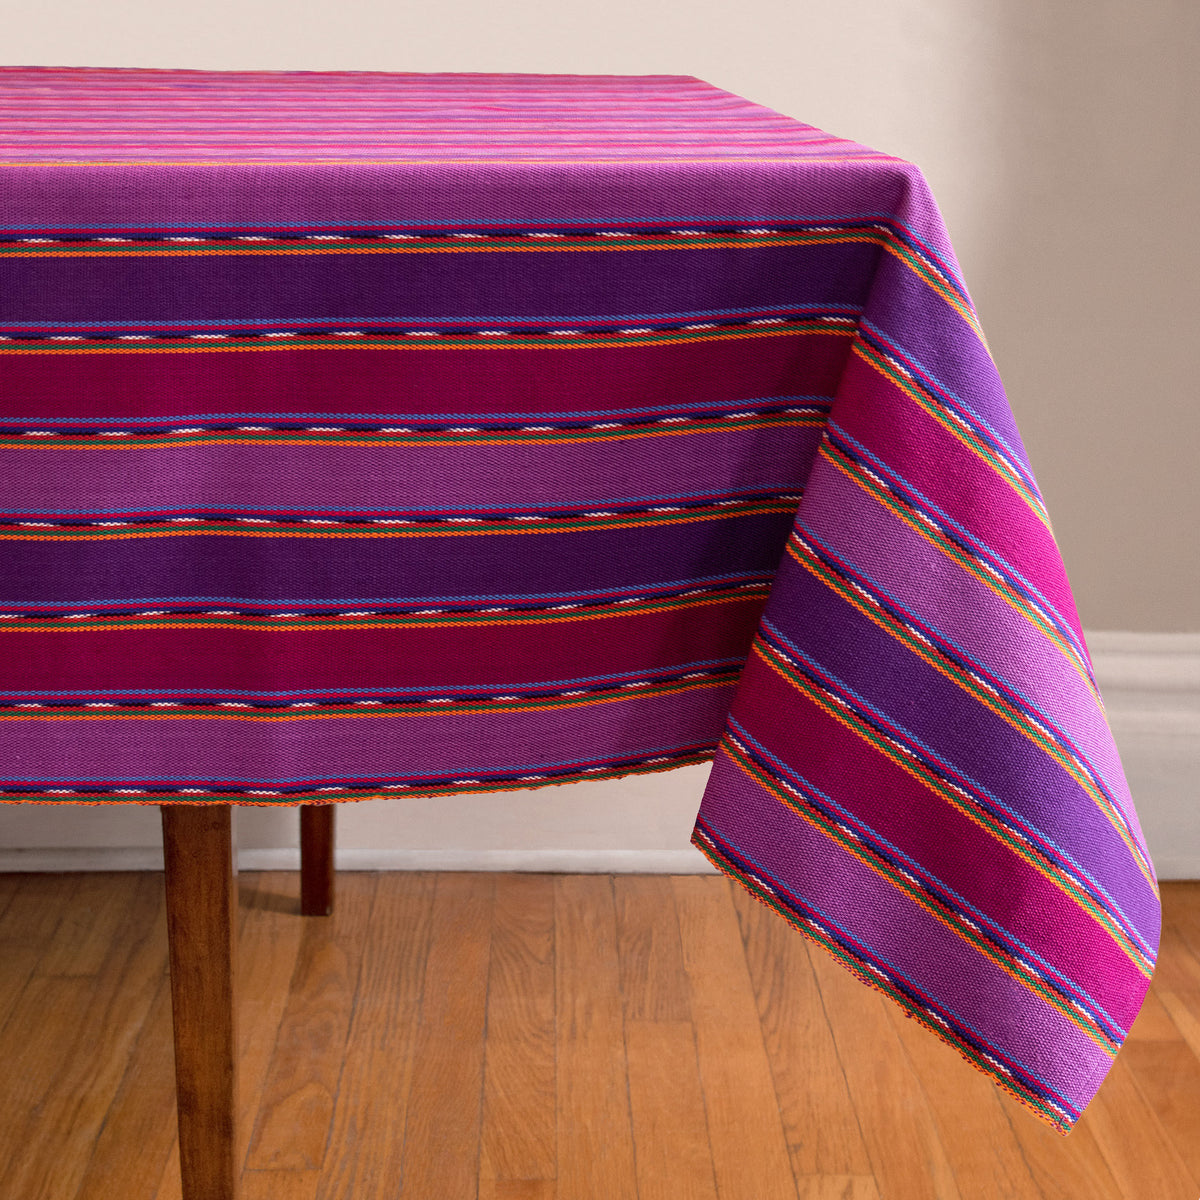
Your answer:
1;596;765;695
831;352;1083;644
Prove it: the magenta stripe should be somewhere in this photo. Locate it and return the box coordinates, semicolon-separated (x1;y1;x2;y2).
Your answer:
0;336;850;425
830;352;1082;642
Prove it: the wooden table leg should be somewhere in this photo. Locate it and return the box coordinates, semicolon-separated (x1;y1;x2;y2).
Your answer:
300;804;335;916
161;804;239;1200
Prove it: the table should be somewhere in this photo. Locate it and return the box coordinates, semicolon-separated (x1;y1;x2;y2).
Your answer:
0;66;1160;1197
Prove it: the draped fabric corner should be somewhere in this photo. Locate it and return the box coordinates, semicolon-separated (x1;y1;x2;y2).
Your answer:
0;65;1159;1133
692;167;1160;1131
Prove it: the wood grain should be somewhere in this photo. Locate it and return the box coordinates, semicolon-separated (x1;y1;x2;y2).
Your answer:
1084;1055;1200;1200
555;875;638;1200
161;804;239;1200
805;938;961;1200
316;871;436;1200
299;807;335;918
614;875;691;1022
795;1178;882;1200
730;885;872;1179
246;873;376;1170
5;874;1200;1200
624;1018;718;1200
673;876;797;1200
2;873;166;1200
480;874;557;1186
397;872;494;1199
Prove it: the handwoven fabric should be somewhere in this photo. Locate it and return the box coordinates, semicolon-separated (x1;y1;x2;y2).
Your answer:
0;66;1159;1131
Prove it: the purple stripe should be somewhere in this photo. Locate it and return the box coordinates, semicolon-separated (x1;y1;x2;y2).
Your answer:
0;425;822;515
797;453;1130;811
856;254;1031;475
0;242;877;327
0;159;917;235
1;681;734;782
0;510;795;607
696;751;1114;1112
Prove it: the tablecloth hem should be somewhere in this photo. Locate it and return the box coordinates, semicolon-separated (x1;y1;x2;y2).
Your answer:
689;821;1079;1136
0;746;715;806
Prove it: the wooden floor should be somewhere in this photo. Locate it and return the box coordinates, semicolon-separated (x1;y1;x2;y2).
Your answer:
1;872;1198;1200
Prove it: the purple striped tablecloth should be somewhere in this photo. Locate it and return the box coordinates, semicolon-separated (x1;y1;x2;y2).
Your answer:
0;66;1159;1131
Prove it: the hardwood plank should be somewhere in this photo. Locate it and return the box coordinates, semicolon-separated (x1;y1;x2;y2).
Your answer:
155;1141;183;1200
316;872;436;1200
805;940;961;1200
246;872;377;1170
1159;989;1200;1060
1127;985;1183;1041
76;972;179;1200
240;1169;320;1200
0;873;19;918
1120;1037;1200;1186
300;806;335;918
0;872;80;955
480;874;557;1184
235;872;309;1169
398;872;494;1199
614;875;691;1022
880;999;1041;1199
1083;1055;1199;1199
795;1178;881;1200
1000;1106;1124;1200
555;875;638;1200
625;1019;718;1200
1163;882;1200;955
730;886;872;1178
479;1182;557;1200
162;805;239;1200
5;872;166;1200
0;874;62;1031
0;974;97;1172
1150;924;1200;993
36;872;138;978
672;876;797;1200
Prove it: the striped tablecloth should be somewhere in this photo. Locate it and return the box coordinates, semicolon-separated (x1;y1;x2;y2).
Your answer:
0;67;1159;1131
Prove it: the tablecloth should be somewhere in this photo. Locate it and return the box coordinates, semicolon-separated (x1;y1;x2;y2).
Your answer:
0;66;1159;1132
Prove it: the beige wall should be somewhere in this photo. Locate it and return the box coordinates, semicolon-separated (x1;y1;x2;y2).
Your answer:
5;0;1197;629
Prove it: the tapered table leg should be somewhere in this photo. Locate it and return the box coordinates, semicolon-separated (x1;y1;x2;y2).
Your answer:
161;804;239;1200
300;804;335;916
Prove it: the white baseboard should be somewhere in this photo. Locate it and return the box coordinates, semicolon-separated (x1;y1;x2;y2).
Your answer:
1;630;1197;878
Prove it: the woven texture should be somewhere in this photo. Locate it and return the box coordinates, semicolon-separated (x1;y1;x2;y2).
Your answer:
0;66;1159;1131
